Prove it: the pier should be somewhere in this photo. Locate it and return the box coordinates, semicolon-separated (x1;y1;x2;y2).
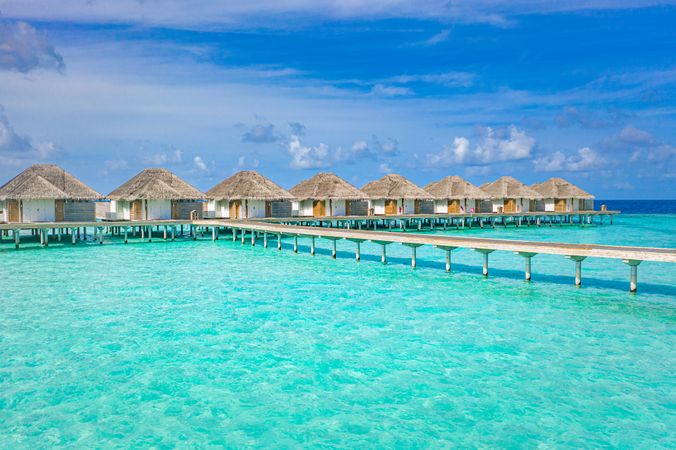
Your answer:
1;210;672;293
265;210;619;231
194;219;675;293
0;220;193;246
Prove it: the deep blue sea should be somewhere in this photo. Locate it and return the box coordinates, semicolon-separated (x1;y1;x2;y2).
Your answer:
597;199;676;214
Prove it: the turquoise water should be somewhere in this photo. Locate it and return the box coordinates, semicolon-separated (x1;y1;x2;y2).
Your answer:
1;214;675;447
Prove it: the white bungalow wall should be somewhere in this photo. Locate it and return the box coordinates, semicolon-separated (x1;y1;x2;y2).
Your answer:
489;198;532;213
294;200;314;217
433;199;477;214
109;200;131;220
22;199;55;222
369;199;415;215
207;200;229;218
0;200;5;222
369;199;385;215
245;199;266;218
542;198;583;212
146;199;172;220
329;200;346;217
402;199;415;214
291;199;345;217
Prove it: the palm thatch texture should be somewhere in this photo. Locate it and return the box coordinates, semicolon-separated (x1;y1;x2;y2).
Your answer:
424;175;490;200
206;171;293;201
289;172;367;200
480;176;543;200
361;174;433;200
0;164;101;200
107;168;204;200
530;177;594;199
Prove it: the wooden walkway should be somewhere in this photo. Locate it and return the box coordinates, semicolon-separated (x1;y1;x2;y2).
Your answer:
0;213;672;293
196;219;676;292
264;210;619;228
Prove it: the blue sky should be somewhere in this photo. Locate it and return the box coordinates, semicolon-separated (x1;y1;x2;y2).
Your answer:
0;1;674;198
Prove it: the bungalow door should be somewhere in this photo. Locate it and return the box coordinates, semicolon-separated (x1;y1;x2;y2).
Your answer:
385;199;397;215
555;198;567;212
344;201;351;217
578;199;585;211
7;200;21;223
229;200;241;219
130;200;143;221
503;199;516;213
447;199;460;214
265;201;272;218
312;200;326;217
171;200;180;219
414;200;421;214
529;200;536;212
55;200;65;222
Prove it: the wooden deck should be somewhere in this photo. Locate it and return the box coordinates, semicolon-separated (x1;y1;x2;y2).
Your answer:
0;219;192;230
0;213;672;292
263;209;619;223
196;220;676;263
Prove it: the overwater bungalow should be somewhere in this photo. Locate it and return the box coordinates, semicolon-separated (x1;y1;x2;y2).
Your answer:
361;174;433;215
0;164;101;223
531;177;594;212
107;168;204;220
424;175;490;214
205;171;294;219
479;176;543;213
289;172;367;217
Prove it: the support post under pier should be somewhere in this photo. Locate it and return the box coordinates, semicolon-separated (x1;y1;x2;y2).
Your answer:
474;249;495;277
566;256;587;286
623;259;642;293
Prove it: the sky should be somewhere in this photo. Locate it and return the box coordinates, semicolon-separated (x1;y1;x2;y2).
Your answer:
0;1;675;199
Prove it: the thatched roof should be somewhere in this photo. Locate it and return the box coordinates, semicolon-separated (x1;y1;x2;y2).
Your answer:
424;176;490;200
361;174;433;200
531;177;594;199
289;172;367;201
480;176;543;200
107;168;204;200
206;171;293;201
0;164;101;200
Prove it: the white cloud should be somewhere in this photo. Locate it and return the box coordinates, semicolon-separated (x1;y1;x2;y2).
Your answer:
424;29;451;45
287;134;331;169
373;135;398;156
242;123;281;143
141;148;183;165
2;1;662;29
387;71;475;88
370;84;412;97
618;125;655;146
236;155;260;169
193;155;208;171
404;29;452;47
289;121;306;136
333;135;399;164
378;162;392;173
426;125;535;167
335;140;369;164
102;158;128;175
533;147;606;172
0;19;64;72
0;106;62;163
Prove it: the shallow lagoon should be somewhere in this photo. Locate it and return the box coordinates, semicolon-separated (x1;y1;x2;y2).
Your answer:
1;214;674;447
